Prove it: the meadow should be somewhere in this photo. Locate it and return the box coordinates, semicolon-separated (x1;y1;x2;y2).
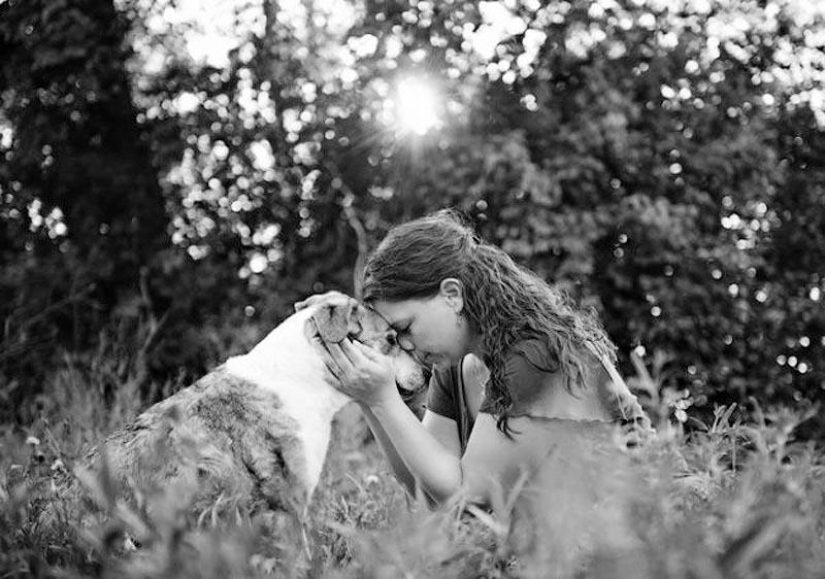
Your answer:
1;337;824;579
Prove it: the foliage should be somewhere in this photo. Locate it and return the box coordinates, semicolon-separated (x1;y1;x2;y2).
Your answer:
2;2;824;574
1;0;824;436
2;345;825;578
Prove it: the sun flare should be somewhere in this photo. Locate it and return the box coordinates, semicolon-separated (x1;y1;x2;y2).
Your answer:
395;77;441;136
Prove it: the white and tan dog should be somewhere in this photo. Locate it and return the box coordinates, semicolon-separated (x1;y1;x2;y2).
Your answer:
79;295;426;516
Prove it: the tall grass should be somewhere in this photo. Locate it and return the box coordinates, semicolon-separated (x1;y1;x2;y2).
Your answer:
1;337;824;578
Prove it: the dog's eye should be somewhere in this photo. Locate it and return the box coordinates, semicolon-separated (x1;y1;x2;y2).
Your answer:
388;328;415;353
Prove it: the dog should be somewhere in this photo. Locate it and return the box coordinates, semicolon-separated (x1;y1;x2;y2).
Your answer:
77;295;427;520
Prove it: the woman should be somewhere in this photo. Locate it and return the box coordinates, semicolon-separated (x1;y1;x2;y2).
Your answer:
301;210;652;507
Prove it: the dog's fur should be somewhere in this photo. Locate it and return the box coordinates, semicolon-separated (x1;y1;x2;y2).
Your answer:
78;296;426;516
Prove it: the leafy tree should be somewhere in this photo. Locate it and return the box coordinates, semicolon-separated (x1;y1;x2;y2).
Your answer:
311;0;825;436
0;0;167;413
1;0;824;439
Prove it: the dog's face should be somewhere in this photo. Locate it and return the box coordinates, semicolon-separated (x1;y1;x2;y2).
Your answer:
304;295;427;393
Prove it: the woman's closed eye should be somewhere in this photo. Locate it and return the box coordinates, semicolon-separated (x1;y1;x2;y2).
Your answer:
392;325;415;352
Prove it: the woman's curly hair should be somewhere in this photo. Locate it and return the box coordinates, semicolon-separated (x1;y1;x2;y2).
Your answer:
362;210;617;434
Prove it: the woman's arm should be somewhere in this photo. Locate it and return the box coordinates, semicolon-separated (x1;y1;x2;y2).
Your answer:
360;405;462;499
366;401;525;507
314;337;468;503
316;338;524;506
366;392;465;504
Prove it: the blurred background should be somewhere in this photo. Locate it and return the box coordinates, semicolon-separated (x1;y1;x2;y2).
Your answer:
1;0;823;440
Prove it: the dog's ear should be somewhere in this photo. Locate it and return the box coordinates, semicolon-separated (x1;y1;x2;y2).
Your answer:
307;297;362;343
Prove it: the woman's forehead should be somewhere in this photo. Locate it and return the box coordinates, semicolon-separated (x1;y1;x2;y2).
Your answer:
372;298;429;322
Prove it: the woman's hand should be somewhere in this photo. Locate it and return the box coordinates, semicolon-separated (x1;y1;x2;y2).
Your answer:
312;337;398;408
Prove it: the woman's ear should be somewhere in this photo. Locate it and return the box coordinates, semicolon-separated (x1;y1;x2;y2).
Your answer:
439;278;465;312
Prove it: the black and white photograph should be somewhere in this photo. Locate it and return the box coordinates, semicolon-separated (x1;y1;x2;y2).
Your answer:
1;0;824;577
